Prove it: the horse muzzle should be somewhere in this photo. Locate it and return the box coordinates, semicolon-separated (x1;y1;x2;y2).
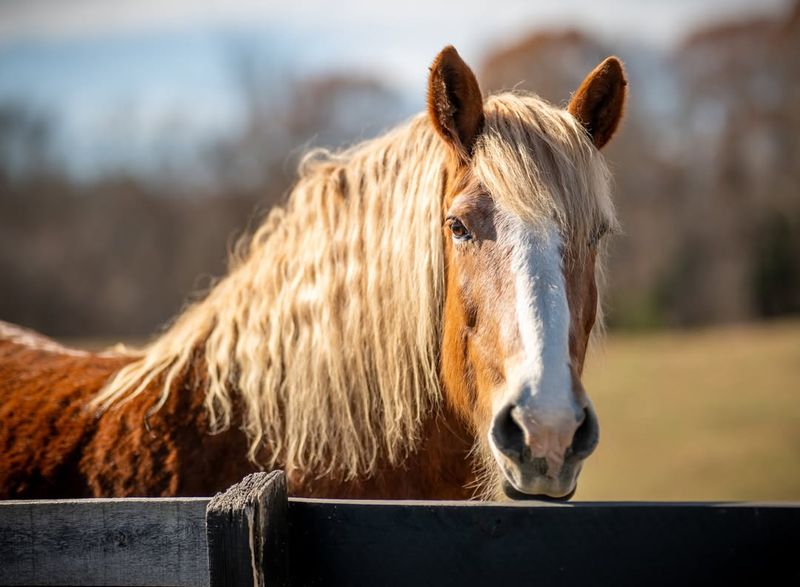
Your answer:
489;401;599;500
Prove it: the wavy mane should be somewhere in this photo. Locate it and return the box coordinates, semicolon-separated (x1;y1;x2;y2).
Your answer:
93;92;614;480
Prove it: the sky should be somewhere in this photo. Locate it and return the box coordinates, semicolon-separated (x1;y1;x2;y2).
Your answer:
0;0;791;177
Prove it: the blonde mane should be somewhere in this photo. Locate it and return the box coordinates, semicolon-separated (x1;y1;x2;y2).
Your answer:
93;92;615;480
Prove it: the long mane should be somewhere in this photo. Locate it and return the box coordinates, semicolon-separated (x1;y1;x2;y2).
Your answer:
93;92;615;481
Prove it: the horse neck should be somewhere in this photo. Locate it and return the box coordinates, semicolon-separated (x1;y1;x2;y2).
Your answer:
283;400;477;499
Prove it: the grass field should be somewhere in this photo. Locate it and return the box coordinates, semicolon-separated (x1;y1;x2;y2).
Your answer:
575;319;800;501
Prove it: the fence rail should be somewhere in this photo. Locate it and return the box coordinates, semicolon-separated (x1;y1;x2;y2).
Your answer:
1;472;798;586
0;497;209;586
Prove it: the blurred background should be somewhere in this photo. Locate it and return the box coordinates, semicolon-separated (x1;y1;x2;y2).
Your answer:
1;0;798;500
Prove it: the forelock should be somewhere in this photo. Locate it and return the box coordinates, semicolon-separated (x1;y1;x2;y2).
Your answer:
472;92;617;251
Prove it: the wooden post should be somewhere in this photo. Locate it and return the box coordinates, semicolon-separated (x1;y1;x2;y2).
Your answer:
205;471;288;587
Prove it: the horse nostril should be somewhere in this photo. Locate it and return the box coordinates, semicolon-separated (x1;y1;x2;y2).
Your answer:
490;404;526;461
570;407;599;459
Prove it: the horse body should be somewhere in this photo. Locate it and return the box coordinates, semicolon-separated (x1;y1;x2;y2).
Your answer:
0;47;627;500
0;323;473;499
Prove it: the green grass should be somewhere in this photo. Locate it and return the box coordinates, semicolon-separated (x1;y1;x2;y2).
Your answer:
576;319;800;501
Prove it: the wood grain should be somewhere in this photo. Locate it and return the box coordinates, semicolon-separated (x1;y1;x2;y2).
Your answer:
0;497;210;586
206;471;288;587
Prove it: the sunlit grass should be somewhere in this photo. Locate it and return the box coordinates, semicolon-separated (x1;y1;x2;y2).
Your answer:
576;319;800;501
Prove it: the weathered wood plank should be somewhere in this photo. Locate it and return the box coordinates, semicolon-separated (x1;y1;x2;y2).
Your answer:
206;471;288;587
3;484;799;587
0;497;210;586
287;499;800;586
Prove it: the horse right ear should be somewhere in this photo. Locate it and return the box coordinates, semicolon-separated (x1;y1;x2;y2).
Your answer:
568;56;628;150
427;46;485;159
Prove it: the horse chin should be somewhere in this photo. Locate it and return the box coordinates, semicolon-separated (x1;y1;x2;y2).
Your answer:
496;457;582;502
501;478;576;502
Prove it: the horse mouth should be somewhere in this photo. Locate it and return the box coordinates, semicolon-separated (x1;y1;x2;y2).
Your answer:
501;478;577;502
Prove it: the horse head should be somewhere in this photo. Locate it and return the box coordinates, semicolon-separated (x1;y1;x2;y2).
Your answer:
431;46;627;499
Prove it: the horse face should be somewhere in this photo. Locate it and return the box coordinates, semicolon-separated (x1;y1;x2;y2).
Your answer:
443;190;601;498
429;47;626;499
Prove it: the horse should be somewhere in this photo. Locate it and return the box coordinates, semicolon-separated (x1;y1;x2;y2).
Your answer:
0;46;627;501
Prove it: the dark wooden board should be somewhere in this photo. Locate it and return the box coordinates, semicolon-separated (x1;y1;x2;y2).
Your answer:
287;499;800;586
0;497;210;586
3;477;798;587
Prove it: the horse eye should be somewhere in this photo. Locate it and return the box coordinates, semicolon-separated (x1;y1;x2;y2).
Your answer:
448;218;471;241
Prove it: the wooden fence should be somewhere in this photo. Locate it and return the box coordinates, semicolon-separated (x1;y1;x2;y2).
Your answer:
1;471;797;586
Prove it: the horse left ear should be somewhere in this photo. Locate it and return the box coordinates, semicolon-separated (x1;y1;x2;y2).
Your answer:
568;56;628;149
428;45;485;158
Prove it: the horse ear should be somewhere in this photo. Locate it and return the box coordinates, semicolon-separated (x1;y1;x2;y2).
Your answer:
568;56;628;149
427;45;485;158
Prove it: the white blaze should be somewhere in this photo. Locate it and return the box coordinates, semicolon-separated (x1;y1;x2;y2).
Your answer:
512;223;571;399
504;220;578;477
